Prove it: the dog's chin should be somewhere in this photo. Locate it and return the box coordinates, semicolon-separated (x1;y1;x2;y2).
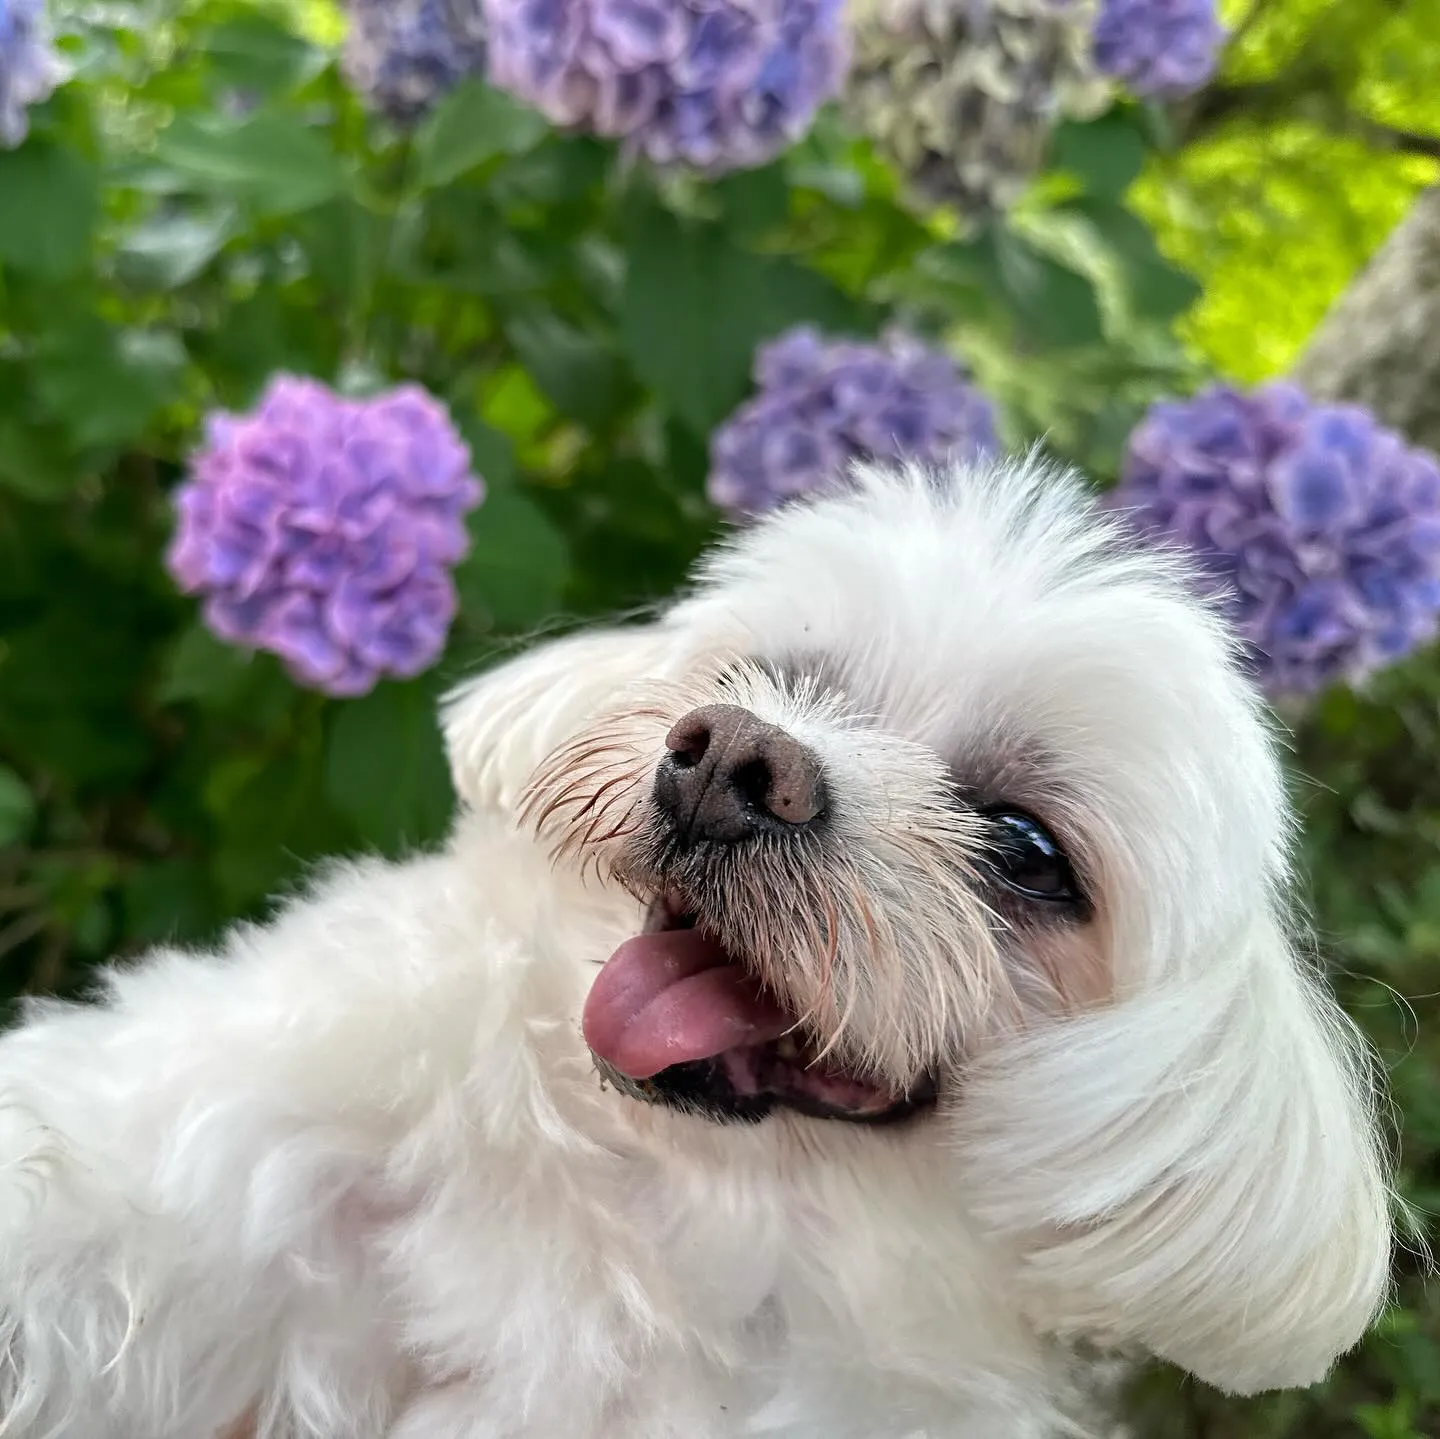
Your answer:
585;892;940;1127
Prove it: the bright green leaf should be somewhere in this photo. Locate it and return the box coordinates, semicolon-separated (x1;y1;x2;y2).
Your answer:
454;488;569;632
204;15;324;97
325;680;454;855
0;766;36;846
415;81;549;189
0;141;98;277
155;111;347;215
989;230;1105;349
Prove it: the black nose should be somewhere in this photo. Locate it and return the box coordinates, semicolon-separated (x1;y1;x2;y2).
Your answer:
654;704;827;844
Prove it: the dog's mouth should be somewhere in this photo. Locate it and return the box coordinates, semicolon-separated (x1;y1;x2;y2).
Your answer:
581;892;938;1125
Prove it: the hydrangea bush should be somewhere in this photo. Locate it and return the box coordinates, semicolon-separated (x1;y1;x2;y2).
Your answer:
0;2;1437;1434
167;377;484;696
708;326;999;516
1111;383;1440;695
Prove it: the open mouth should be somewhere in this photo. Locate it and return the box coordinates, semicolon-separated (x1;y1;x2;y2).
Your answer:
581;892;939;1125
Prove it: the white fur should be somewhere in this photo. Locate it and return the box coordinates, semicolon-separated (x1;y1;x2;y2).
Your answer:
0;458;1392;1438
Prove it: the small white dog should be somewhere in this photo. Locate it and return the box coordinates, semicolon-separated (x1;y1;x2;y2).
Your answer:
0;457;1392;1439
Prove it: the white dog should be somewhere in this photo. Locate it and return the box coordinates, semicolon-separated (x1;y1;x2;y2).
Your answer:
0;457;1392;1439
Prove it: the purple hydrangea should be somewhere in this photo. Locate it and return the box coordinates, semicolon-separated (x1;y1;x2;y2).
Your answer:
708;326;1001;518
167;376;484;698
342;0;488;123
1111;383;1440;696
484;0;847;173
1091;0;1225;99
0;0;65;148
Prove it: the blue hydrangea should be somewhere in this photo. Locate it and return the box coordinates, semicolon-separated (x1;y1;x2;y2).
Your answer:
0;0;64;148
168;375;484;698
342;0;488;123
708;326;1001;518
1091;0;1225;99
1110;383;1440;696
484;0;848;174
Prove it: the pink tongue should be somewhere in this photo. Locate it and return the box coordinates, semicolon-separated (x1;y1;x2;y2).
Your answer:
583;929;794;1080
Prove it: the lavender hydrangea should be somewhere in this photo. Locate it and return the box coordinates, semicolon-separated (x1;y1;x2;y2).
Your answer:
484;0;847;174
708;326;1000;518
1091;0;1225;98
1111;383;1440;696
342;0;488;123
167;376;484;698
0;0;65;148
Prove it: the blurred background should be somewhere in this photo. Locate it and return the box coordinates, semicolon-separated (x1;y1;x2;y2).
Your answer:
1;0;1438;1433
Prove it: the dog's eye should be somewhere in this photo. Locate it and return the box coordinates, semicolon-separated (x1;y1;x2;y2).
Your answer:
979;809;1080;905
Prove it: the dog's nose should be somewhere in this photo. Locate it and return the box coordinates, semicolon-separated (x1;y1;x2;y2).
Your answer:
654;704;826;844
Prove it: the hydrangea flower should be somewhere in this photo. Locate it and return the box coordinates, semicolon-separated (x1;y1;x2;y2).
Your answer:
846;0;1109;218
168;376;484;698
342;0;488;124
1091;0;1225;98
708;326;1000;518
1110;383;1440;696
0;0;65;148
484;0;847;174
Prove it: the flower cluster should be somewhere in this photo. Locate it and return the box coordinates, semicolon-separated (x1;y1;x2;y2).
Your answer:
1090;0;1224;99
708;326;1000;518
342;0;488;124
1111;383;1440;696
0;0;64;149
845;0;1109;218
484;0;847;174
168;376;484;698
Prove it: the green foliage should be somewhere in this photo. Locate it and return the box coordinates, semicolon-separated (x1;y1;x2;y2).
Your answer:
0;1;1437;1434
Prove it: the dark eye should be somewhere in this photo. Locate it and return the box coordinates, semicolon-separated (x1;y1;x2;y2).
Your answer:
979;808;1082;906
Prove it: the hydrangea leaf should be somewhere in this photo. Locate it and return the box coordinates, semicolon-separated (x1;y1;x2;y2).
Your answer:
156;624;256;708
1064;195;1203;320
454;487;569;632
988;229;1106;349
415;80;548;189
324;678;455;855
203;15;325;98
115;205;237;291
155;111;348;215
504;312;630;431
1050;111;1148;200
0;766;36;847
0;141;98;278
621;205;863;435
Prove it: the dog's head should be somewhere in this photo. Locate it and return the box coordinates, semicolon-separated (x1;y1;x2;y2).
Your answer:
443;456;1392;1395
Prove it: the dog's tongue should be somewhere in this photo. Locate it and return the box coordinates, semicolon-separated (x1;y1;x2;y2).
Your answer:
583;929;793;1080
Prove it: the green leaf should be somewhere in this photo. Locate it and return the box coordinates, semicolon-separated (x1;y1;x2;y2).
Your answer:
988;230;1105;349
454;488;569;632
155;111;347;216
716;163;790;238
621;203;866;434
115;205;236;290
0;766;36;846
1049;111;1148;200
1064;196;1203;321
204;15;324;97
505;313;629;430
325;680;454;855
415;81;549;189
453;414;518;492
0;141;98;277
33;322;187;449
0;391;79;500
157;624;255;708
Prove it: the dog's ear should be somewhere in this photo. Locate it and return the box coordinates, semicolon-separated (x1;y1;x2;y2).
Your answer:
442;623;692;814
953;908;1393;1396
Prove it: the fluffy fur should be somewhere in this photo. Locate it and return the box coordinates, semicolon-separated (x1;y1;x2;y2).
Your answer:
0;457;1393;1438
